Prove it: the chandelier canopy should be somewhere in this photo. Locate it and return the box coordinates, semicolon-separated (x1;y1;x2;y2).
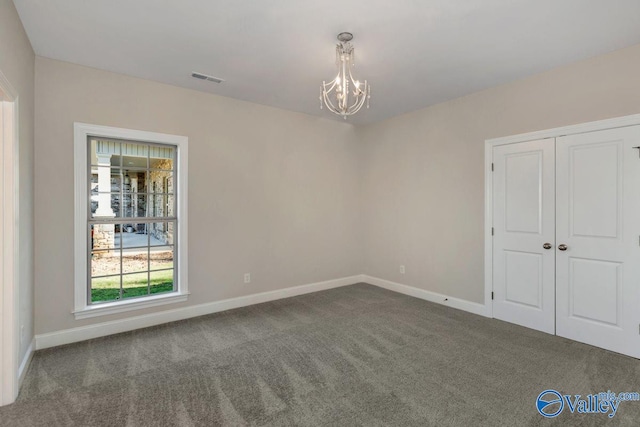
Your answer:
320;32;370;119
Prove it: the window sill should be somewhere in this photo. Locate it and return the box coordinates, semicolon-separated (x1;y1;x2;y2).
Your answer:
73;292;189;320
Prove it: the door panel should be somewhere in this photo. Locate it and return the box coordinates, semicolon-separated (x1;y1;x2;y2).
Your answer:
569;258;620;325
504;250;542;308
556;126;640;358
570;144;620;238
493;139;555;334
505;152;543;234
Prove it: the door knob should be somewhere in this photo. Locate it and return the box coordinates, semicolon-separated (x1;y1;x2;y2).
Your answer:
558;244;568;251
543;243;552;250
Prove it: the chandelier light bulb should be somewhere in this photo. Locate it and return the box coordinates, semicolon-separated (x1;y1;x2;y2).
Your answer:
320;32;371;119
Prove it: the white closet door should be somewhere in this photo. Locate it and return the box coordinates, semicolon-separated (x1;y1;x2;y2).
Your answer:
556;126;640;358
493;139;556;334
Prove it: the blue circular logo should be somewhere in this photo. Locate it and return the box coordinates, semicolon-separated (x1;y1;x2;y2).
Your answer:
537;390;564;418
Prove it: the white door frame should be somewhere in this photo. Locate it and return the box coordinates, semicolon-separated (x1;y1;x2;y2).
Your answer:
0;70;19;406
485;113;640;327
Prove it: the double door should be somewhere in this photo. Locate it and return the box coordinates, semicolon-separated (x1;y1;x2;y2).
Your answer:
492;125;640;358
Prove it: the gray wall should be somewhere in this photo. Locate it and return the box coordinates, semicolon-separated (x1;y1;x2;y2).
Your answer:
358;43;640;304
32;39;640;335
0;0;35;364
34;57;363;334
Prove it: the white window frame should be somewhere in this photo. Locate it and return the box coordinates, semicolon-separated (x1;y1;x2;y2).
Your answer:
73;123;188;319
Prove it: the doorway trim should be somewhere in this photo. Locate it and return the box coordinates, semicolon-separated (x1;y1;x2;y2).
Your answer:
485;113;640;326
0;70;19;406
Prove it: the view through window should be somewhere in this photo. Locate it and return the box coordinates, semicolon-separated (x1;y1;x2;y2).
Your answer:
88;138;177;303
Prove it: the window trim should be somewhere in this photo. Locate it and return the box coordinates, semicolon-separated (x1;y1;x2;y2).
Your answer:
74;123;188;320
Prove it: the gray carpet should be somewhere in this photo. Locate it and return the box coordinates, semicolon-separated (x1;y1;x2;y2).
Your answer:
1;283;639;426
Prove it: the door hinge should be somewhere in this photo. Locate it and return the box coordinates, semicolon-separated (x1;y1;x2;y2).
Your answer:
491;292;494;300
633;147;640;158
491;227;494;236
491;163;494;172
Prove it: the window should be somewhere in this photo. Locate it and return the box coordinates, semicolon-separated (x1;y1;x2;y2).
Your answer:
74;124;188;319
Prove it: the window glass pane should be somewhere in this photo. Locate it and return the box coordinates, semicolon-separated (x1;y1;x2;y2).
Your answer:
121;142;148;168
90;193;121;218
90;139;120;166
150;194;174;217
128;222;149;236
149;147;174;170
150;246;173;271
121;272;150;300
131;194;149;218
122;170;147;194
90;166;120;193
122;194;148;218
148;170;174;194
149;269;174;295
122;250;148;275
149;221;175;246
91;224;119;251
151;194;158;217
122;193;133;218
91;275;121;303
119;224;149;249
167;194;175;217
91;250;120;277
135;195;149;217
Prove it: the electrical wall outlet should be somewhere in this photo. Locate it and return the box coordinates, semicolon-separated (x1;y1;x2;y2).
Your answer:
244;273;251;284
399;265;406;274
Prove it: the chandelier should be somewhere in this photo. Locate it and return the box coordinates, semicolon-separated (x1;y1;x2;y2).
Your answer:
320;32;371;119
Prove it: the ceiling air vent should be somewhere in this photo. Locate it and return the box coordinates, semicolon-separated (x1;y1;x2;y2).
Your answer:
191;72;225;83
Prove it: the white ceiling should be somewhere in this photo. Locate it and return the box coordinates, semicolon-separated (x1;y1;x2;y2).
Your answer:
13;0;640;124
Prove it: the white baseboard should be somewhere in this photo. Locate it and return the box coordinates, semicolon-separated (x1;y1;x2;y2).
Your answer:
35;274;489;350
35;275;364;350
18;339;35;388
363;275;490;318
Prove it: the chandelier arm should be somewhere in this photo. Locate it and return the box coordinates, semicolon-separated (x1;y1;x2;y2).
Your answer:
323;76;349;114
347;90;367;115
322;79;338;93
347;67;357;85
326;85;345;113
322;89;341;114
346;82;368;115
